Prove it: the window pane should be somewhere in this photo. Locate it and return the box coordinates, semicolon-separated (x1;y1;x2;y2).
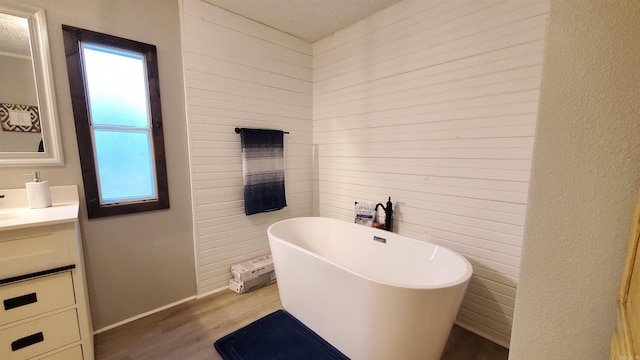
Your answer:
82;44;149;128
64;25;169;218
94;129;156;202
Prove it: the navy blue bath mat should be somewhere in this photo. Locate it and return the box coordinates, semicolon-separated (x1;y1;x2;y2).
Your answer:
214;309;349;360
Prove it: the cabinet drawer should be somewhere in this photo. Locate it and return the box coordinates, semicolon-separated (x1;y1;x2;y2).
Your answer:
0;272;75;326
0;223;75;280
41;345;83;360
0;309;80;360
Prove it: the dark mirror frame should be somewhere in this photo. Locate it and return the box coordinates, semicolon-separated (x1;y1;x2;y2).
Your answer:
62;25;169;219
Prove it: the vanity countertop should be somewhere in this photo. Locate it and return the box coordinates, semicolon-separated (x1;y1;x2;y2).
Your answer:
0;185;79;231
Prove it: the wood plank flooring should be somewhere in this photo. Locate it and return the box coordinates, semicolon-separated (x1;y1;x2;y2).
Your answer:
94;284;508;360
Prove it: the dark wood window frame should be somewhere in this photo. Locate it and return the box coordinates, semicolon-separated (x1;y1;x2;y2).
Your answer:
62;25;169;219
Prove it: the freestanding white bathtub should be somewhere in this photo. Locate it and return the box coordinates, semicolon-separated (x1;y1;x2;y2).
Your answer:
267;217;473;360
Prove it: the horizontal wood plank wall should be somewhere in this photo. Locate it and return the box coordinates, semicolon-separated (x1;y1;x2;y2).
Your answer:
312;0;549;347
181;0;313;295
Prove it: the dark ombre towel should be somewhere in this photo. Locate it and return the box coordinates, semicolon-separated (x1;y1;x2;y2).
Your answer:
240;129;287;215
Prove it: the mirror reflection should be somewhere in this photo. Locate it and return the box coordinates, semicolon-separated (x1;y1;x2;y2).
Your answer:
0;11;43;153
0;3;64;166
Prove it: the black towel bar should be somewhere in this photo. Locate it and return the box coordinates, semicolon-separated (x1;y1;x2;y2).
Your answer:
235;127;289;134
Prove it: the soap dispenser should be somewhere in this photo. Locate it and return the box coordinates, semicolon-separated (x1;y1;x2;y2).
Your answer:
26;171;52;209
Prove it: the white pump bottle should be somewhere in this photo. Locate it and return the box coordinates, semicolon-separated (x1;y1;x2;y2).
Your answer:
26;171;52;209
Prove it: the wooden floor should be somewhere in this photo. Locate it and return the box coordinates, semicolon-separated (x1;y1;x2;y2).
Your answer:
95;284;508;360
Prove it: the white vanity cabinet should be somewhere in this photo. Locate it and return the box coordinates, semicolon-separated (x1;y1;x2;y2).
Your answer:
0;186;93;359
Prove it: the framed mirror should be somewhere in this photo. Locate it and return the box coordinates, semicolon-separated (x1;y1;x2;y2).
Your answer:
0;2;63;166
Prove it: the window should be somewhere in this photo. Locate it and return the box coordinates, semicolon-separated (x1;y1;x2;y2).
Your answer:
62;25;169;218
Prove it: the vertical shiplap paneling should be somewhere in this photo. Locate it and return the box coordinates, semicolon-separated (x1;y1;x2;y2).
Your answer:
313;0;549;347
181;0;313;296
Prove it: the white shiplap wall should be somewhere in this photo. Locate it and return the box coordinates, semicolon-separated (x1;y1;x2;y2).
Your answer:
313;0;549;347
181;0;313;296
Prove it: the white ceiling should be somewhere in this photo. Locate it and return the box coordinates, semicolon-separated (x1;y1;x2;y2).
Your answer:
0;1;406;56
203;0;405;43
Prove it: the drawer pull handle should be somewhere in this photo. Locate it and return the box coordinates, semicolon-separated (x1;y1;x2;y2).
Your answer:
4;293;38;310
11;332;44;351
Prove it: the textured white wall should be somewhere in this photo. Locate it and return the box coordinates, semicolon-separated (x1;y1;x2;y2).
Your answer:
510;0;640;358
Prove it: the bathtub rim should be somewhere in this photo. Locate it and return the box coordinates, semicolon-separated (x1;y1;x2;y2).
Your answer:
267;216;473;290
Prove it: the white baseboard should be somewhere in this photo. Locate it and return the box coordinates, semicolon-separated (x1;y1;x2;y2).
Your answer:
196;286;228;299
454;321;511;349
93;295;197;335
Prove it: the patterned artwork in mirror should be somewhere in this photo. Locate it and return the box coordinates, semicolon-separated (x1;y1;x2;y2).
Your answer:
0;103;41;132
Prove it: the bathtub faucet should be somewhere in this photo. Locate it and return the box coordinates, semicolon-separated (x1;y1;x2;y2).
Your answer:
375;197;393;232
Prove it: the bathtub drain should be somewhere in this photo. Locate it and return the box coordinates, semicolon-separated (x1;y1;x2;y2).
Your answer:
373;235;387;244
